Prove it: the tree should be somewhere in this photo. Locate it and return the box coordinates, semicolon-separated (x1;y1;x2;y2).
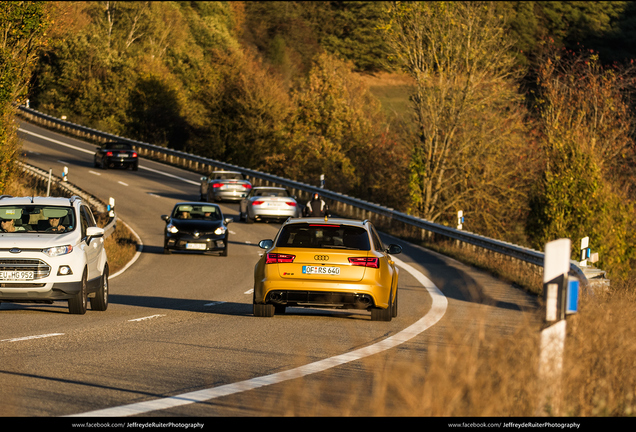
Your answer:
0;1;48;192
281;52;410;206
204;49;293;168
527;47;636;278
381;1;537;239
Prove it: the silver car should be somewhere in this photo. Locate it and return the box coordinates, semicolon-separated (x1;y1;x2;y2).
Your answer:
239;187;300;223
200;171;252;202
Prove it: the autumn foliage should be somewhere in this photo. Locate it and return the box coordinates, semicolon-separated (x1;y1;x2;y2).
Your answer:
2;1;635;280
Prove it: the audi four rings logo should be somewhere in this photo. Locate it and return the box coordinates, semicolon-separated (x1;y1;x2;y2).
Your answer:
314;255;329;261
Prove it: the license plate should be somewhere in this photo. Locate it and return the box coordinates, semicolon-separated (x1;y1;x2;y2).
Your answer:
0;271;35;281
302;266;340;275
118;154;129;158
186;243;206;250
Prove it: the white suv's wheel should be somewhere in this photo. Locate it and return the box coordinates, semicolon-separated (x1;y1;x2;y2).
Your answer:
68;270;88;315
90;265;109;311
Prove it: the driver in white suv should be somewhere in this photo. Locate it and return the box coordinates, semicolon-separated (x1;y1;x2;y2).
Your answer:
0;196;109;314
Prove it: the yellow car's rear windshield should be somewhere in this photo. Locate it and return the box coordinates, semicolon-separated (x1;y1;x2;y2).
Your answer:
276;223;370;250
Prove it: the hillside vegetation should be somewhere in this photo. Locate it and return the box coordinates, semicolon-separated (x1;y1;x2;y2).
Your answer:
2;1;636;281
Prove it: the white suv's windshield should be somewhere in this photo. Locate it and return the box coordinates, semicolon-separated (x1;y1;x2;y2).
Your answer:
0;205;76;233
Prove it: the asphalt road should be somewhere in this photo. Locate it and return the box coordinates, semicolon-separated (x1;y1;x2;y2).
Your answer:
0;121;540;417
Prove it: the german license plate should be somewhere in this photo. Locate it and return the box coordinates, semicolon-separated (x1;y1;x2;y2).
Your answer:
302;266;340;275
186;243;206;250
0;271;34;281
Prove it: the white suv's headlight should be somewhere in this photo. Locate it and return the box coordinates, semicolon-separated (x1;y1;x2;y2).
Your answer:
167;223;179;234
43;245;73;257
214;226;226;235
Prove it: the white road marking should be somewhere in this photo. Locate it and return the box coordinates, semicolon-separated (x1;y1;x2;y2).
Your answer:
88;170;102;176
118;181;129;187
128;314;166;322
70;256;447;417
19;129;94;154
18;127;199;185
1;333;65;343
135;165;199;186
244;289;254;295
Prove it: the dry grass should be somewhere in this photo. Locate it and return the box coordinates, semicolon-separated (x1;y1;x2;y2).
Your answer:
561;280;636;416
95;212;138;274
266;277;636;417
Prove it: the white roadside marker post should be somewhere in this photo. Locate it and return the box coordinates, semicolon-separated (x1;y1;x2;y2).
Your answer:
537;238;579;416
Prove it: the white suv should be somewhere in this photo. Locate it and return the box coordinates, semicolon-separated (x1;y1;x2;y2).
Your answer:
0;196;109;314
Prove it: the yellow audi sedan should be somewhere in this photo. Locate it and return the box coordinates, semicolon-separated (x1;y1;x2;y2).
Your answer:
253;217;402;321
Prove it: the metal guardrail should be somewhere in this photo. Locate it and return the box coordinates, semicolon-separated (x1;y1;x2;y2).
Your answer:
19;162;117;238
17;105;604;288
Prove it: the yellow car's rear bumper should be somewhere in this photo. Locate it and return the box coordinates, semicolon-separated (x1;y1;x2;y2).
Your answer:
255;279;392;309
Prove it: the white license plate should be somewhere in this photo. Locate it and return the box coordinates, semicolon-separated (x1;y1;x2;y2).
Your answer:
302;266;340;275
186;243;207;250
0;271;35;281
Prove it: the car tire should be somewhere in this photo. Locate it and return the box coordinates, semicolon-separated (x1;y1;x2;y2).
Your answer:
132;163;138;171
371;291;393;322
68;270;88;315
163;247;171;254
254;303;275;317
221;237;228;257
246;213;254;224
392;288;398;318
90;265;109;311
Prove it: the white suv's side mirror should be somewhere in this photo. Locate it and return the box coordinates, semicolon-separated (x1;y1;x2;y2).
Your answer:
86;226;104;243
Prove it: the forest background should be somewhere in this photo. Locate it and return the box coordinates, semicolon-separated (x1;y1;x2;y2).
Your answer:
2;1;636;281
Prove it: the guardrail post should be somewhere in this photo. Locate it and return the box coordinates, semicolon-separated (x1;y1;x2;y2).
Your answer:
47;169;52;196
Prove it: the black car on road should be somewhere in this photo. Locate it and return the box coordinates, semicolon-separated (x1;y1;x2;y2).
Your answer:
161;202;233;256
94;142;139;170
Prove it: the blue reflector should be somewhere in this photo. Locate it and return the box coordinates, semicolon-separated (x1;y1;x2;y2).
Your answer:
567;280;579;314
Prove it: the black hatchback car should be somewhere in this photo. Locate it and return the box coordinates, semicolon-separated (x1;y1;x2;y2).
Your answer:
94;142;138;170
161;202;233;256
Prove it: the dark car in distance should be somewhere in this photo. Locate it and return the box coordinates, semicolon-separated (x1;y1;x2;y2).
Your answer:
161;202;233;256
94;142;138;171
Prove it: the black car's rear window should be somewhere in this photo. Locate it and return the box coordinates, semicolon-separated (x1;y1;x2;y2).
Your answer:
276;223;370;250
105;143;133;150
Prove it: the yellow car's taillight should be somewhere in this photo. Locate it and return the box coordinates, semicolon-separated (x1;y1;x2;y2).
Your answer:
348;257;379;268
266;253;295;264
